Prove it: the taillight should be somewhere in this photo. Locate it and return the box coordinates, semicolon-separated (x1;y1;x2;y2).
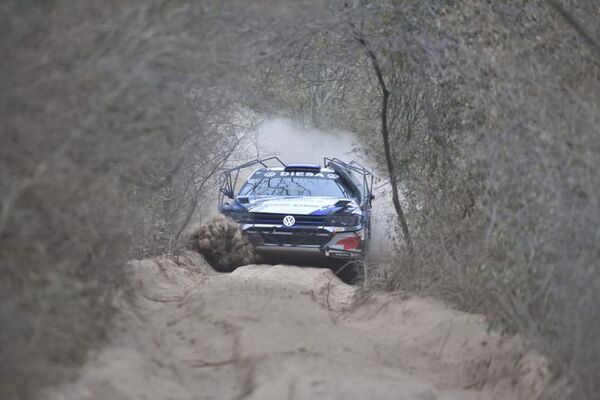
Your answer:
335;235;361;250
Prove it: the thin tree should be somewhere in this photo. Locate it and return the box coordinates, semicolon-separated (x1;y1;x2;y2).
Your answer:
350;23;413;252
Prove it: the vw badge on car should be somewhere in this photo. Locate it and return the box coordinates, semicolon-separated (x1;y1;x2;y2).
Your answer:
283;215;296;227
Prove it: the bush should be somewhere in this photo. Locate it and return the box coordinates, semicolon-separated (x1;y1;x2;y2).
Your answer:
188;216;257;272
247;1;600;397
0;1;241;398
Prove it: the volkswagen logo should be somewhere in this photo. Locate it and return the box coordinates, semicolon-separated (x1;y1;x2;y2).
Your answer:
282;215;296;227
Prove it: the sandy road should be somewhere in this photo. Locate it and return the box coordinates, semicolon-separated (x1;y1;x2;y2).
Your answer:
50;252;547;400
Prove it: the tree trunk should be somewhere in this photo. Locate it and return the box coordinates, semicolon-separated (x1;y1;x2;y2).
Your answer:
380;86;413;252
352;27;413;252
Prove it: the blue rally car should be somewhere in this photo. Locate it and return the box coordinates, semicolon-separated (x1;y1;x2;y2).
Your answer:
219;157;374;259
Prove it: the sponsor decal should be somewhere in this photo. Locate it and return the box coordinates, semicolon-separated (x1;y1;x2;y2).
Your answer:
251;170;339;179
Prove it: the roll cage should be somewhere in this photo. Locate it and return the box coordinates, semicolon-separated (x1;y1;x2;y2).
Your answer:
218;157;374;212
323;157;375;214
219;157;286;208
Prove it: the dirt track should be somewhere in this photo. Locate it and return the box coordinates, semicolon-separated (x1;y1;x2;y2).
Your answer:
49;253;548;400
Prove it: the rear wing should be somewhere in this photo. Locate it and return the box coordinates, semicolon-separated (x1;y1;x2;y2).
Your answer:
324;158;375;210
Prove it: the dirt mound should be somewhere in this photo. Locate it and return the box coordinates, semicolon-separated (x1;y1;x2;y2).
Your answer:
187;216;257;272
227;264;356;312
125;251;213;307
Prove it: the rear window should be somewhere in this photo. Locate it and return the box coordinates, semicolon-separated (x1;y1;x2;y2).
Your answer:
239;171;352;198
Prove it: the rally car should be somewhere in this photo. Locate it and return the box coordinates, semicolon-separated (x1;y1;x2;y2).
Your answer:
219;157;374;259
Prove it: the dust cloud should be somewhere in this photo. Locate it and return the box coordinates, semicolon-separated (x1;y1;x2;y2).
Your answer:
256;118;356;163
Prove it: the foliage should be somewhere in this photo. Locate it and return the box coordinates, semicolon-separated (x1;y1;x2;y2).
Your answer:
0;1;244;398
249;1;600;398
